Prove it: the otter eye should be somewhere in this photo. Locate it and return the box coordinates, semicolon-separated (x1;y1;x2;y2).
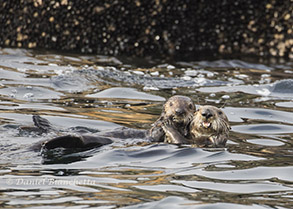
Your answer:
218;111;223;115
169;102;173;107
189;104;193;109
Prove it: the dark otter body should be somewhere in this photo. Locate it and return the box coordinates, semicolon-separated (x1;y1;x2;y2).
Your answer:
163;105;230;147
29;116;149;151
31;95;195;151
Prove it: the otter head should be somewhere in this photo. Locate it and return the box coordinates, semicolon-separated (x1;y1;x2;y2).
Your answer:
191;105;230;136
163;95;195;126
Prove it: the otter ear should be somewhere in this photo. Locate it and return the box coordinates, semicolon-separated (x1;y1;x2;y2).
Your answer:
162;101;167;109
162;103;167;113
189;103;194;110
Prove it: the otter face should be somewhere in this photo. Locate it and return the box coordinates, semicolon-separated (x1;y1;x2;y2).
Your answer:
191;105;229;135
163;95;195;125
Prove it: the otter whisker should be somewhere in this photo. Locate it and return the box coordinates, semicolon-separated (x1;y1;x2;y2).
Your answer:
189;105;230;147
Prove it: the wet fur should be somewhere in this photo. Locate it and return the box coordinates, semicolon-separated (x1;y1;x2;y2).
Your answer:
32;95;195;150
163;105;230;147
149;95;195;143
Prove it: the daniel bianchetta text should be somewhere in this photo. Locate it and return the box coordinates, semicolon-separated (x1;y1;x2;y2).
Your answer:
5;177;97;186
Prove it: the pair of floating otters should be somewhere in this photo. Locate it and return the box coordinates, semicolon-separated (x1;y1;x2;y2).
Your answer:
32;95;230;151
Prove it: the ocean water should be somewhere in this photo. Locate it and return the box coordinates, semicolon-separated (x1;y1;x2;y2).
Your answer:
0;48;293;208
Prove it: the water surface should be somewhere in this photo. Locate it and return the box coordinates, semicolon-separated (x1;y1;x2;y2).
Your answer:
0;48;293;208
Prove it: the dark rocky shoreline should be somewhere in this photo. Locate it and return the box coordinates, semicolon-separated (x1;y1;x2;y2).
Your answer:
1;0;292;59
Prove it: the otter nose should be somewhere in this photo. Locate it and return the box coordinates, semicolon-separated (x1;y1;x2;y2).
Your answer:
201;109;213;119
175;108;184;116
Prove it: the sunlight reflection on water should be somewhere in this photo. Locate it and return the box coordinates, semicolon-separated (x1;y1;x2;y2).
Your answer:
0;48;293;208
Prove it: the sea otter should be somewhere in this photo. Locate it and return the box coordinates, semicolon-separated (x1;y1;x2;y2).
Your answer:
162;105;230;147
31;95;196;150
148;95;195;142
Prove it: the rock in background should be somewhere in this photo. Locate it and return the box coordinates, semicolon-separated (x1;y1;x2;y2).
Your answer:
0;0;292;59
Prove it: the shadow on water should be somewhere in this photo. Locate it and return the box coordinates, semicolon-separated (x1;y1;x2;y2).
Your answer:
0;48;293;208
